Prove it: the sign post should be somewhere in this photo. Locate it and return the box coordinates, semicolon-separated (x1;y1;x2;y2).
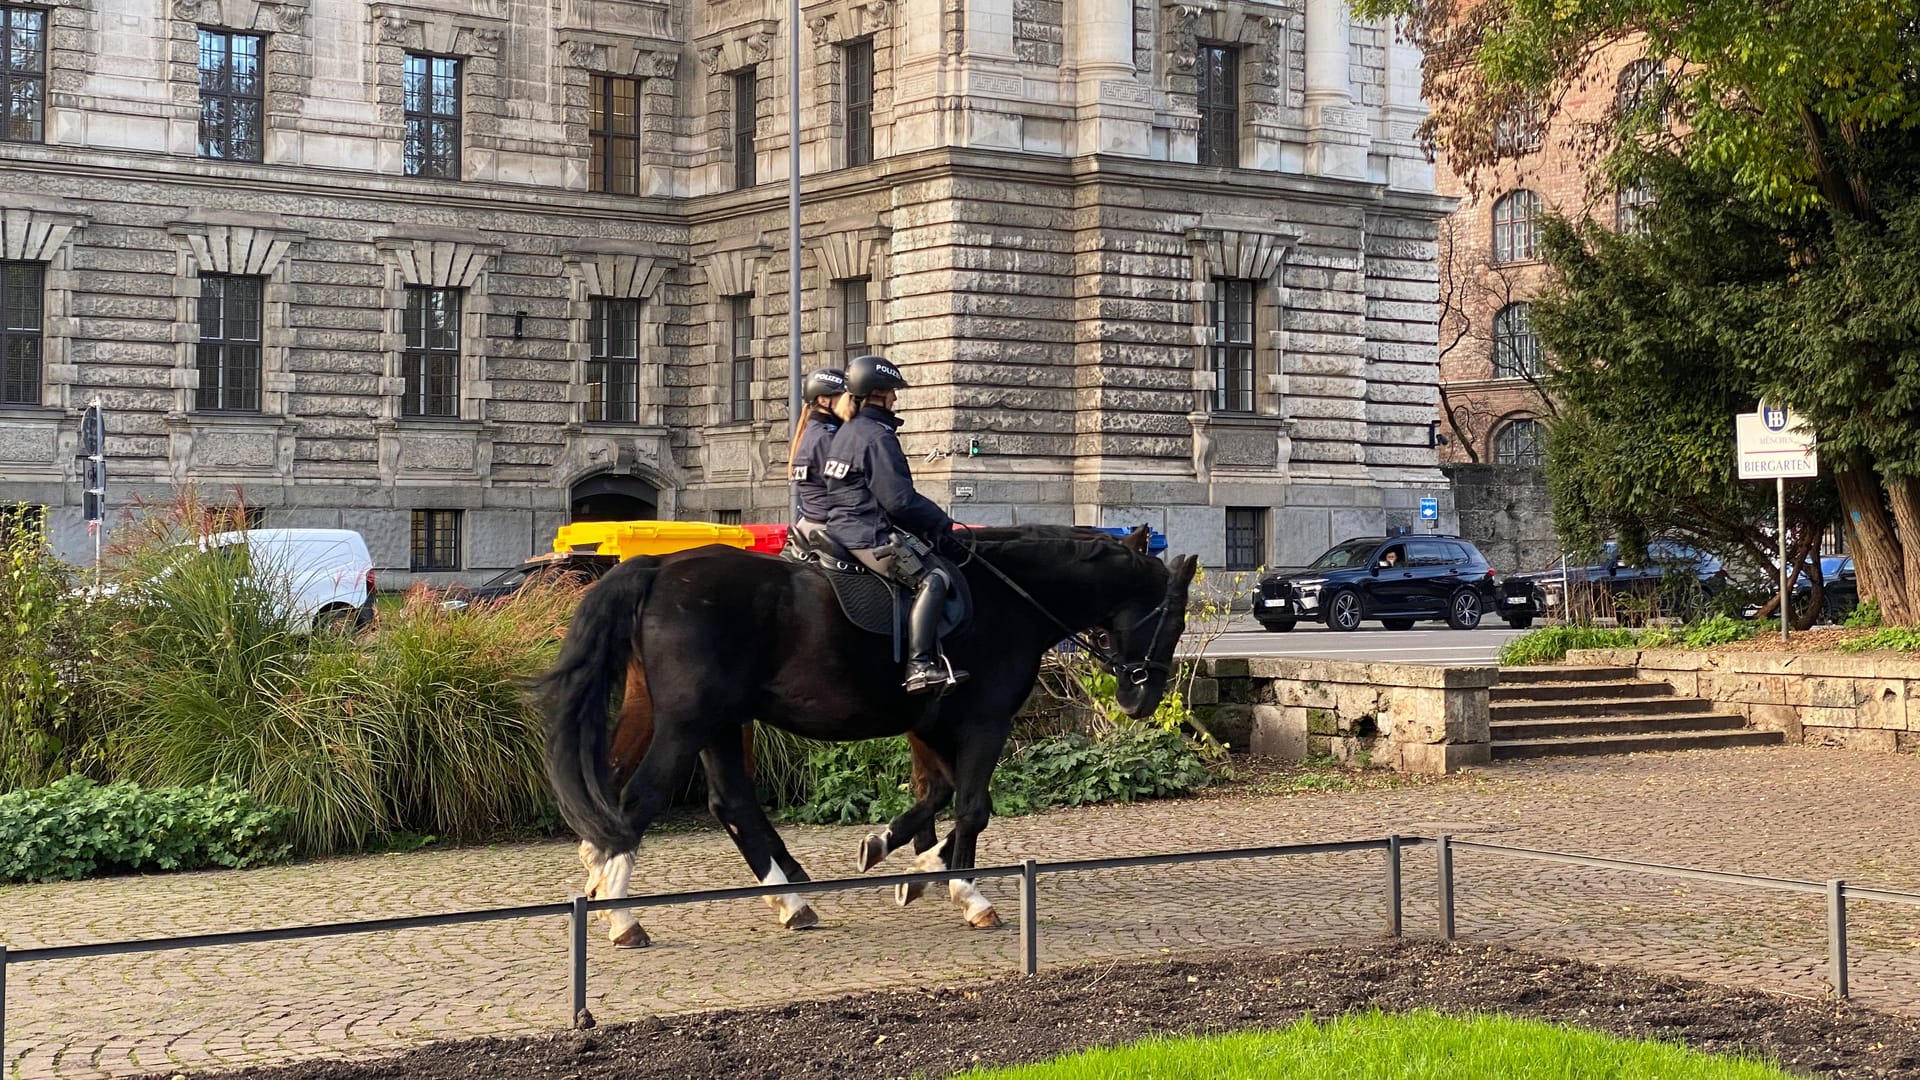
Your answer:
1418;497;1439;534
1736;405;1818;643
78;398;106;588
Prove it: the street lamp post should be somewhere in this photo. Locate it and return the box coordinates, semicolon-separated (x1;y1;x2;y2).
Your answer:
786;0;803;525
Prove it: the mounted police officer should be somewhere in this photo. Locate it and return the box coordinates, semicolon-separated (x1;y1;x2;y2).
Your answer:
822;354;968;694
788;367;847;549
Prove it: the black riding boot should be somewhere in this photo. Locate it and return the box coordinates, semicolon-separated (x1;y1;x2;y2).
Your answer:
904;572;968;694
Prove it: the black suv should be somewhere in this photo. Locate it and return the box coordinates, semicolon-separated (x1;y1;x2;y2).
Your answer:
1252;535;1501;632
440;551;617;611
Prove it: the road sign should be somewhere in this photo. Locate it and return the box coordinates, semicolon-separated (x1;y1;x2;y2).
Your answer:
1418;497;1439;521
1737;407;1818;479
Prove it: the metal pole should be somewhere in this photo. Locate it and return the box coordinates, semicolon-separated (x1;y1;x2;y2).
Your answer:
1778;476;1789;643
1020;858;1039;976
1437;834;1455;940
785;0;803;525
1;943;9;1068
1827;879;1849;999
1386;834;1403;937
569;895;594;1029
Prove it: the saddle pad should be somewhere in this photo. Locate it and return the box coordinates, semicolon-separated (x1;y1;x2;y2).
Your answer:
809;554;973;641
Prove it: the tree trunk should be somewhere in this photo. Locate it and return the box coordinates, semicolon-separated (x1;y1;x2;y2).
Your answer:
1884;474;1920;626
1836;465;1913;625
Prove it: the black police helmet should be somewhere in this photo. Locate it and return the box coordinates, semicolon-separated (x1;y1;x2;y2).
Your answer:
847;354;909;397
803;368;847;401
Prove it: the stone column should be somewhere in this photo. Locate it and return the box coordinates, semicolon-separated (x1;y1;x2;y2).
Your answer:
1304;0;1367;180
1381;20;1430;192
1070;0;1150;156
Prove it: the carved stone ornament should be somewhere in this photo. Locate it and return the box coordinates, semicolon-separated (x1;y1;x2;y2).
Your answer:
1166;4;1203;73
257;0;307;34
172;0;217;22
1257;15;1285;85
808;14;835;45
466;27;504;56
698;45;726;74
376;14;413;45
860;1;894;29
565;39;601;68
634;49;678;79
744;30;774;61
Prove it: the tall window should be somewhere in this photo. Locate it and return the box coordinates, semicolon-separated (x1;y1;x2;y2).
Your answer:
729;295;754;422
1616;178;1656;234
587;297;639;423
1494;102;1543;154
198;29;264;162
1492;303;1541;379
844;39;874;167
1225;507;1266;571
732;70;757;189
1209;278;1255;413
1617;59;1668;126
0;6;45;143
0;262;42;405
402;287;460;418
715;509;742;526
410;509;462;571
1491;190;1542;263
403;54;461;179
196;275;263;412
1196;44;1239;167
843;278;870;361
589;74;640;195
1494;418;1544;466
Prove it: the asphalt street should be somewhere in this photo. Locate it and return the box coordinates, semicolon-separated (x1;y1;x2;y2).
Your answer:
1197;618;1526;664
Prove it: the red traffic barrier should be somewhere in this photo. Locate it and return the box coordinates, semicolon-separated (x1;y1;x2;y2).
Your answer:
743;523;789;554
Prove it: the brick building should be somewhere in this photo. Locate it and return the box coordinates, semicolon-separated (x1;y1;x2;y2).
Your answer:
0;0;1451;584
1433;44;1661;572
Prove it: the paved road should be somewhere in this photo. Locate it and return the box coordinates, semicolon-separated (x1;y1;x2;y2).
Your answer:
1199;621;1528;664
6;747;1920;1079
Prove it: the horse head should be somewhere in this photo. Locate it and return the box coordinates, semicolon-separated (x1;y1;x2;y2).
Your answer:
1104;525;1199;719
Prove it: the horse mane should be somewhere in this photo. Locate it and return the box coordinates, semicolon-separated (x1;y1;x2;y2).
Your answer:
963;524;1150;568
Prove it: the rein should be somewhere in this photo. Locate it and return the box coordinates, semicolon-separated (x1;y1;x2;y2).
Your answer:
956;535;1172;687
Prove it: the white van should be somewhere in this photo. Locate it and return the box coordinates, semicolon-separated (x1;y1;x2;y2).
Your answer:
201;528;377;632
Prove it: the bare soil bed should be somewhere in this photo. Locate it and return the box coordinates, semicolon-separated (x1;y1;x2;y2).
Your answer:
166;940;1920;1080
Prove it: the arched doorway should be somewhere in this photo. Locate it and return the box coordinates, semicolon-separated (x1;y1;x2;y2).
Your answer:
571;473;658;523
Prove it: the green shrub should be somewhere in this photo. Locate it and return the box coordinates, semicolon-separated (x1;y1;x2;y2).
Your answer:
1840;626;1920;653
0;775;291;883
1844;599;1884;629
1678;613;1757;649
1498;625;1644;665
1;506;107;791
779;723;1214;826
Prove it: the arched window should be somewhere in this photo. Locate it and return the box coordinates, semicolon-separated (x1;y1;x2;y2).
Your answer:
1493;303;1541;379
1617;59;1668;126
1491;190;1542;263
1494;418;1544;466
1615;178;1656;234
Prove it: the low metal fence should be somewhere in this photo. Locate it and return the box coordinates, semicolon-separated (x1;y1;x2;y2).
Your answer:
4;834;1918;1062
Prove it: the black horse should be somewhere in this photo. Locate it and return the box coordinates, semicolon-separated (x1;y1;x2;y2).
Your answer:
537;524;1198;946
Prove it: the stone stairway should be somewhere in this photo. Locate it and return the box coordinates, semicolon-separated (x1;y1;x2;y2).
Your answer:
1491;665;1784;759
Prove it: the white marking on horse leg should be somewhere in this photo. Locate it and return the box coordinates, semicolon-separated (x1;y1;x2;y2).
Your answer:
579;841;605;901
757;862;815;928
899;846;946;906
600;851;646;945
948;878;999;927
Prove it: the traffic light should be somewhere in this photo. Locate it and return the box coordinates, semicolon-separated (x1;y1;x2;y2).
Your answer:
967;436;980;457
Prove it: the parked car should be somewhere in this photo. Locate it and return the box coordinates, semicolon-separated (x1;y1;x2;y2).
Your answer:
1736;554;1857;624
111;529;377;632
440;551;617;611
1251;535;1501;632
1498;540;1728;628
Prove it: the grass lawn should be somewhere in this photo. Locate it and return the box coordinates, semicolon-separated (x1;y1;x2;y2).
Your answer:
964;1010;1792;1079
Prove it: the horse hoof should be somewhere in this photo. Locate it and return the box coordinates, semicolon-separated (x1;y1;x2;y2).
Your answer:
857;833;888;872
896;881;928;907
611;924;651;949
968;908;1003;930
783;905;820;930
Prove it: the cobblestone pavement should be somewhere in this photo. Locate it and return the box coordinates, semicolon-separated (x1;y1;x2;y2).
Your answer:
5;745;1920;1079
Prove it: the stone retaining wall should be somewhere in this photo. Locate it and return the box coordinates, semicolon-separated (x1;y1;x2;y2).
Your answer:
1568;648;1920;753
1193;658;1494;774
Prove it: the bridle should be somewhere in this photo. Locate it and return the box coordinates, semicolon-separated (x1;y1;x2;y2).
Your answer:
957;534;1175;688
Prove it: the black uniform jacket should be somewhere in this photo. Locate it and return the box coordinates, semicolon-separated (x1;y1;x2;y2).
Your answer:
822;404;955;550
790;416;840;523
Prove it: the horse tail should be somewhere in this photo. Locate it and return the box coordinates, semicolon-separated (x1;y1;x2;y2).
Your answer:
537;556;660;854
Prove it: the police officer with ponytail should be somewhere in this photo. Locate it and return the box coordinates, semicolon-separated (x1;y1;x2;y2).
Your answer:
788;367;847;548
822;354;968;694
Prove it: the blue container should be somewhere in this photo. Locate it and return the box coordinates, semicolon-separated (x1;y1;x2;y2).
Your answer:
1089;525;1168;556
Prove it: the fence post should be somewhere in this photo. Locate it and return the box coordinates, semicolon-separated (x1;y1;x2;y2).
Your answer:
1827;879;1849;1000
570;896;595;1029
1437;834;1455;941
1386;835;1403;938
2;943;8;1068
1020;859;1039;976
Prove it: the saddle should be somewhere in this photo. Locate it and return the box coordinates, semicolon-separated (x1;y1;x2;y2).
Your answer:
785;529;971;659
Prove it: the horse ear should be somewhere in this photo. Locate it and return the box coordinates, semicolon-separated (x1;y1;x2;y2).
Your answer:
1171;553;1199;589
1119;525;1150;555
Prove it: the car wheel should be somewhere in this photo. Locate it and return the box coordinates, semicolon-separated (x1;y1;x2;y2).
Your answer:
355;599;376;629
1447;589;1484;630
315;604;358;634
1324;589;1363;632
1382;618;1416;631
1505;615;1534;630
1257;618;1298;633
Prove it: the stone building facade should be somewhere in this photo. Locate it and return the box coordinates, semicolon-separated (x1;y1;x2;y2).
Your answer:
0;0;1449;583
1434;42;1662;572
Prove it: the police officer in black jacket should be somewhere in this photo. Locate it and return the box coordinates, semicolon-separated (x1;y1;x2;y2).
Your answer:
788;367;847;548
822;354;968;694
